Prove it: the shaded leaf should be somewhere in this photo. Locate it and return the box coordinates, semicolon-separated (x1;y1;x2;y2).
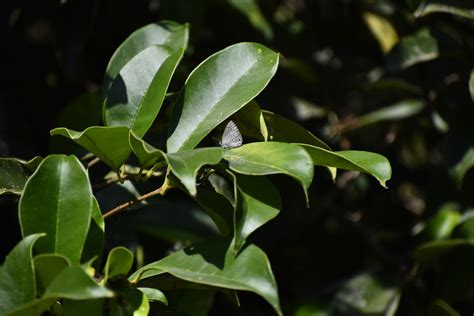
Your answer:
105;21;189;92
167;147;223;196
386;28;439;71
19;155;93;262
104;45;184;137
228;0;273;40
109;280;149;316
63;299;103;316
300;145;391;187
81;197;105;267
138;287;168;305
224;142;314;204
415;0;474;19
44;266;113;299
357;99;425;128
51;126;131;171
130;238;281;315
0;158;34;195
470;69;474;101
34;254;70;292
193;187;235;236
230;100;268;141
129;132;165;168
0;234;44;315
451;147;474;186
413;239;474;265
426;299;460;316
104;247;134;281
167;42;279;153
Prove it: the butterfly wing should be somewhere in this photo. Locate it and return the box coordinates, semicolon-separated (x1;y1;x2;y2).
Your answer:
221;120;243;149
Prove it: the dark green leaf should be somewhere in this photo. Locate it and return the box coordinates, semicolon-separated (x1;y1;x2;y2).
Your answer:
357;99;425;128
167;147;223;196
34;254;70;292
63;299;103;316
19;155;93;262
224;142;314;204
0;234;44;315
104;247;134;281
109;280;149;316
129;132;165;168
426;299;460;316
44;266;113;299
81;197;105;267
453;212;474;239
232;173;281;252
0;158;34;195
228;0;273;40
386;28;439;71
105;21;189;92
415;0;474;19
262;110;331;150
229;101;268;141
104;45;184;137
300;146;392;187
130;238;281;315
138;287;168;305
413;239;474;265
451;147;474;186
193;187;235;236
167;42;279;153
50;126;131;171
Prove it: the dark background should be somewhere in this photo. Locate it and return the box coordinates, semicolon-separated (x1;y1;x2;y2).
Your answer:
2;0;474;315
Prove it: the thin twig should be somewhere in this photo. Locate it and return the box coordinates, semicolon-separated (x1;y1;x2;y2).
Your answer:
92;174;132;192
87;157;100;168
102;187;163;219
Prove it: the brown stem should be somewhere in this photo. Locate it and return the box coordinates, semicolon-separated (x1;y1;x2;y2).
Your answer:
102;187;163;219
87;157;100;168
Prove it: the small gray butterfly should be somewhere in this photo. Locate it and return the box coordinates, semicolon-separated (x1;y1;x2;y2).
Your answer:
220;120;243;149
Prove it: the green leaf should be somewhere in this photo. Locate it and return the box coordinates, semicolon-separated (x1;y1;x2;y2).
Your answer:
386;28;439;71
415;0;474;19
51;126;131;171
34;254;70;292
363;12;399;54
262;110;331;150
229;101;268;141
104;45;184;137
105;21;189;92
224;142;314;204
129;132;165;168
81;197;105;267
413;239;474;265
357;99;425;128
19;155;93;262
453;213;474;239
193;187;235;236
451;147;474;187
427;299;460;316
0;158;34;195
109;281;149;316
167;147;223;196
138;287;168;305
130;238;281;315
104;247;134;281
300;146;392;187
44;266;113;299
470;69;474;101
419;206;461;241
232;173;281;252
167;42;279;153
228;0;273;40
0;234;44;315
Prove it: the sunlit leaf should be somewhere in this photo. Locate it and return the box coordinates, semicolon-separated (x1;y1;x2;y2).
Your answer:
415;0;474;19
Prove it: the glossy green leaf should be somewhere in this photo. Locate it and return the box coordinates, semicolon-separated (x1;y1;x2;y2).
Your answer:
104;45;184;137
427;299;460;316
138;287;168;305
413;239;474;265
44;266;113;299
104;247;134;281
81;198;105;266
167;147;223;196
224;142;314;203
232;173;281;252
129;132;165;168
34;254;70;292
300;145;391;187
0;158;34;195
357;99;425;128
228;0;273;40
419;207;461;241
451;147;474;186
386;28;439;71
105;21;189;92
262;110;331;150
19;155;93;262
167;42;279;153
0;234;44;316
50;126;131;171
415;0;474;19
130;238;281;315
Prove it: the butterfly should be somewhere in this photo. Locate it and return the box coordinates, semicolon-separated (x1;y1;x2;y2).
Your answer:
220;120;243;149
